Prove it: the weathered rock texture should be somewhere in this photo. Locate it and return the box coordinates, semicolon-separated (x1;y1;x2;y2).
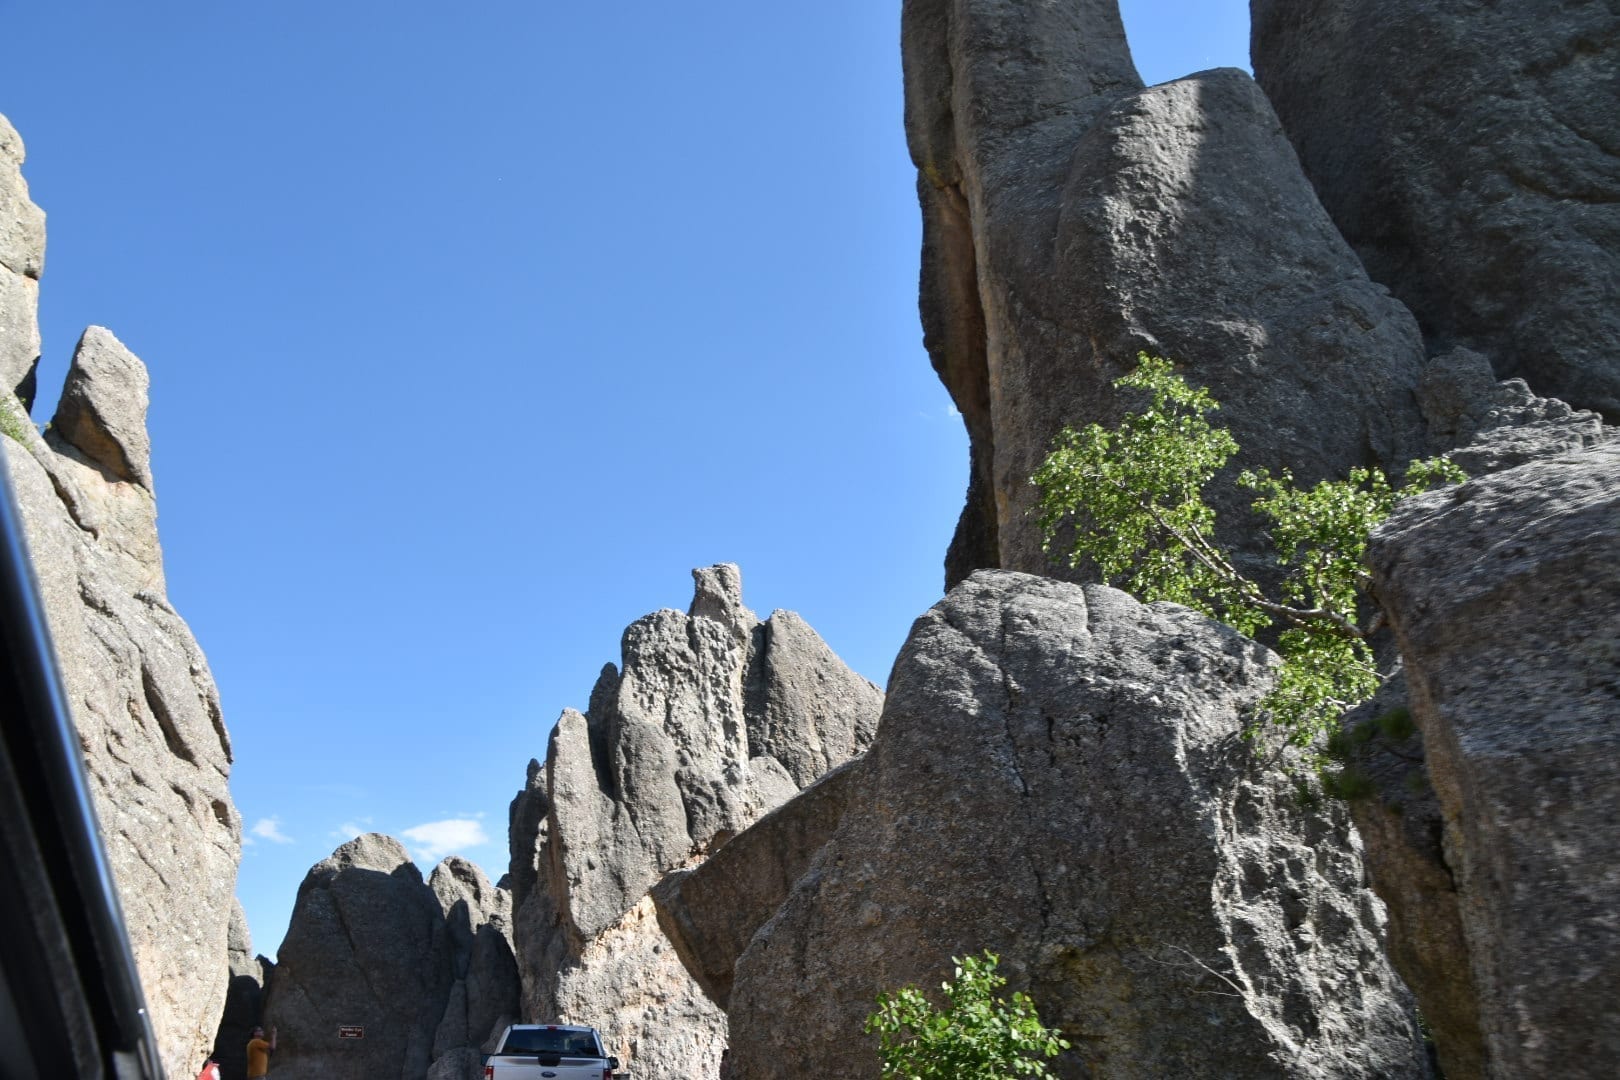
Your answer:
1416;348;1610;477
261;836;518;1080
428;857;521;1076
1252;0;1620;420
1369;444;1620;1077
651;756;866;1010
904;1;1428;587
2;319;241;1070
508;565;882;1079
1343;356;1611;1078
728;571;1427;1079
0;112;43;402
212;902;273;1080
1336;673;1483;1080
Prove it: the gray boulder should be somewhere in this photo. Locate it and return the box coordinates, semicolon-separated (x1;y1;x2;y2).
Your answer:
1251;0;1620;419
3;326;240;1074
0;111;43;399
1368;443;1620;1077
263;835;452;1080
262;837;518;1080
727;571;1427;1079
509;565;882;1079
1417;348;1610;476
903;1;1427;587
50;325;156;490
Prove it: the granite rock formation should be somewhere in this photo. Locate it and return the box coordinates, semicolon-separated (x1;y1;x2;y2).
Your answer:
1368;444;1620;1077
428;857;521;1075
651;756;866;1010
904;0;1429;587
261;835;518;1080
1416;348;1610;476
1339;356;1610;1078
1252;0;1620;420
3;315;241;1072
728;571;1428;1079
0;112;43;402
508;565;882;1078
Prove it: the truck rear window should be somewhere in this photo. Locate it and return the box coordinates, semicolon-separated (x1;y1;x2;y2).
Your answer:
501;1029;601;1056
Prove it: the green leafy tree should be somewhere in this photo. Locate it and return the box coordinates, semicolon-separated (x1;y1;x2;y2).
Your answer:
865;951;1070;1079
1032;354;1464;747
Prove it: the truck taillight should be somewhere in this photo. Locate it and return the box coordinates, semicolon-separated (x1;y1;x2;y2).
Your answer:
484;1067;493;1080
602;1069;612;1080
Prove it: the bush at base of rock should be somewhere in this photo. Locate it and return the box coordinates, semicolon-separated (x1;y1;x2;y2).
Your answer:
866;951;1069;1080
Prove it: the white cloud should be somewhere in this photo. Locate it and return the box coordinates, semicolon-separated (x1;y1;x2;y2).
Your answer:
329;818;373;842
401;818;491;864
918;403;965;421
250;817;295;845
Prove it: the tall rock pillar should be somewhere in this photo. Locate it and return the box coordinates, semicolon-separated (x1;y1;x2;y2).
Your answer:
507;565;882;1079
907;0;1429;588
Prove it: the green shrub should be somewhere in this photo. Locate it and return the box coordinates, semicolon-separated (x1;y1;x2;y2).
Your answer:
1033;354;1464;749
865;951;1069;1079
0;393;33;445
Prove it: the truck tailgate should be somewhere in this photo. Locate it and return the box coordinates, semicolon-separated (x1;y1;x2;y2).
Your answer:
486;1053;607;1079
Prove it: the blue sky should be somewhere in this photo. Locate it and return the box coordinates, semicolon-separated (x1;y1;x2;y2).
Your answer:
1;2;1250;959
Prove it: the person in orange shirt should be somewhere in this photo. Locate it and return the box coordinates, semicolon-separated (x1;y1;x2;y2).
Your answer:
246;1025;277;1078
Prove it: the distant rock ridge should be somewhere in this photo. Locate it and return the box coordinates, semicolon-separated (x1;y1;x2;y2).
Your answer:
507;564;882;1079
259;835;519;1080
1;108;242;1077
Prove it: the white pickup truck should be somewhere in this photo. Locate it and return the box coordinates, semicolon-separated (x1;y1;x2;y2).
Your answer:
483;1024;621;1080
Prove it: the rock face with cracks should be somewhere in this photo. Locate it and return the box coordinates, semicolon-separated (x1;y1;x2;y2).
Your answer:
903;0;1428;587
1369;444;1620;1077
261;836;518;1080
1252;0;1620;420
0;112;43;402
507;565;882;1079
651;756;866;1010
1343;362;1610;1079
3;317;242;1069
727;571;1427;1080
1415;348;1609;477
427;856;522;1076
